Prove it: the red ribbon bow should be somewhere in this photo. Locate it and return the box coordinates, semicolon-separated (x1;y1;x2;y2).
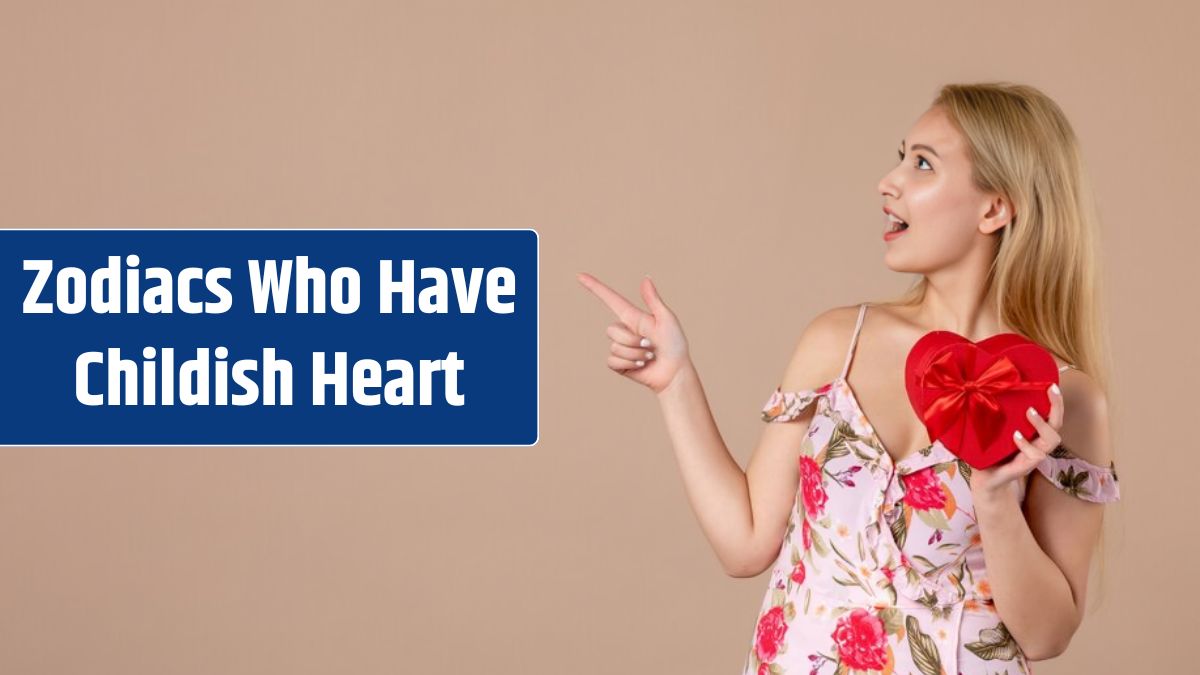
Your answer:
919;349;1051;455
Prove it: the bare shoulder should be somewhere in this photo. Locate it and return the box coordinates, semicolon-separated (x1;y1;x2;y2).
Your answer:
776;304;863;392
859;301;912;326
1055;367;1114;467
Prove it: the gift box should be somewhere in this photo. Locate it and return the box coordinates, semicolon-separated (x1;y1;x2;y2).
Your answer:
904;331;1060;469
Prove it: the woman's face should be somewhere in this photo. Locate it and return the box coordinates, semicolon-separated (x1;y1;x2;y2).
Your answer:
877;105;1009;274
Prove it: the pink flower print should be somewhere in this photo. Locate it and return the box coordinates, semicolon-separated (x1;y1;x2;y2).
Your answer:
790;560;806;585
831;608;888;671
755;606;789;664
802;518;812;551
900;466;947;510
799;456;828;516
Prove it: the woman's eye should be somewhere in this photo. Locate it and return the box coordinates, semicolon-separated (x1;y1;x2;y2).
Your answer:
899;151;932;171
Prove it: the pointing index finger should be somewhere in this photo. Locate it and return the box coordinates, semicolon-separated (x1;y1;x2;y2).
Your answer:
576;272;648;331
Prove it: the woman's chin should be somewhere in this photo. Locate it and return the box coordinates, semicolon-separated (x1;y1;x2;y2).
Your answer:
882;252;930;275
882;250;913;273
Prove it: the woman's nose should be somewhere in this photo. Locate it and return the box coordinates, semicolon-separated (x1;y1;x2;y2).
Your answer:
878;171;898;197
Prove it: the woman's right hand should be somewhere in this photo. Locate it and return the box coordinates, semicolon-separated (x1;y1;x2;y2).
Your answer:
576;272;691;395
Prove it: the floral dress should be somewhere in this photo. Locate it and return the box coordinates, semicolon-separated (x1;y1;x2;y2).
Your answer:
742;303;1120;675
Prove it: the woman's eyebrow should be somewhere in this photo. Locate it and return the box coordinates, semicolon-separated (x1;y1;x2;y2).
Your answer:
899;140;940;159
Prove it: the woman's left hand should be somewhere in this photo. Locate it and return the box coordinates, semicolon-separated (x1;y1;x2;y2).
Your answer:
969;383;1063;504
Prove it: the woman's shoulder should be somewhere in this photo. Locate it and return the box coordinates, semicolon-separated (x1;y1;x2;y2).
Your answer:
806;303;866;333
774;304;863;392
797;303;868;354
1054;367;1114;468
791;301;908;365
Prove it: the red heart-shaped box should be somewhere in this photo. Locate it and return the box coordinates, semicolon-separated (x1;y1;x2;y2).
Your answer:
904;331;1060;469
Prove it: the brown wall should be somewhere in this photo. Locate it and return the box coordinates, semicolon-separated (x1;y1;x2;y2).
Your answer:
1;1;1193;672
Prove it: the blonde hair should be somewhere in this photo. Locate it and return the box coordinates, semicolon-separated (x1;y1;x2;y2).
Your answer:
882;82;1118;609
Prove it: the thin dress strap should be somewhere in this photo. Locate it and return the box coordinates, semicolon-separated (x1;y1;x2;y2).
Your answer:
840;303;869;380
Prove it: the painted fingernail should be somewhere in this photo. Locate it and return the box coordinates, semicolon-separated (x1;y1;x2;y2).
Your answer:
645;351;654;359
635;360;645;367
1027;406;1036;417
640;338;652;347
1050;383;1060;395
1014;430;1023;440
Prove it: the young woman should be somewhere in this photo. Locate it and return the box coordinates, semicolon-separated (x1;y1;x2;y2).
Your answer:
577;82;1121;674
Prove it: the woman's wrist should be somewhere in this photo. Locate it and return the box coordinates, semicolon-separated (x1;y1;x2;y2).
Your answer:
656;359;699;401
972;479;1021;516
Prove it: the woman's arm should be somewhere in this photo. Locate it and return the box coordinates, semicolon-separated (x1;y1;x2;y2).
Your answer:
655;308;852;577
971;371;1113;660
576;273;853;578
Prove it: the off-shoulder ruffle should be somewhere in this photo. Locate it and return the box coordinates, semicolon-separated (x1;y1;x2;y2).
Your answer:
1033;446;1121;503
760;382;835;423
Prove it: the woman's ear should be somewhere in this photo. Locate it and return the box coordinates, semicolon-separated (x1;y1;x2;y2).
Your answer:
980;195;1014;235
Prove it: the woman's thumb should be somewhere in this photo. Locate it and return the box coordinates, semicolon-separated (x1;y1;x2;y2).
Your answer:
640;275;670;317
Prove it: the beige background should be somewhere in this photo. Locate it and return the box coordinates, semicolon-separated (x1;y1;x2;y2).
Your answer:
1;1;1195;673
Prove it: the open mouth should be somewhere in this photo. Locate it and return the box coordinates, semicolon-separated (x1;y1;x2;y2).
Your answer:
886;214;909;233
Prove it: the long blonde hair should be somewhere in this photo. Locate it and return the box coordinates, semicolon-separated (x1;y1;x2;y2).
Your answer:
883;82;1119;607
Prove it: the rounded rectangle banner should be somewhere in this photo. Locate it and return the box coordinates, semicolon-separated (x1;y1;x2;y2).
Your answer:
1;228;539;446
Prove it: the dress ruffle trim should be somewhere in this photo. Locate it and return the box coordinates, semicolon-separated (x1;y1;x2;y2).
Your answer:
760;383;835;423
1033;446;1121;503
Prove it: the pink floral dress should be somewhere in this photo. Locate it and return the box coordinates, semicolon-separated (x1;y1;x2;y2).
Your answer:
742;303;1120;675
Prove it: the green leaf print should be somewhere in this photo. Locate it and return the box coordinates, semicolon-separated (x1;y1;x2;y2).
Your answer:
771;588;786;608
825;444;851;461
831;416;855;443
829;539;856;567
914;590;953;620
947;570;965;600
905;615;943;675
962;554;977;586
947;557;968;601
832;558;872;594
909;554;939;572
810;525;830;557
957;458;973;484
890;507;908;549
831;414;879;458
915;507;952;531
819;420;854;466
830;535;859;571
964;621;1021;661
878;606;904;635
1055;466;1093;498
